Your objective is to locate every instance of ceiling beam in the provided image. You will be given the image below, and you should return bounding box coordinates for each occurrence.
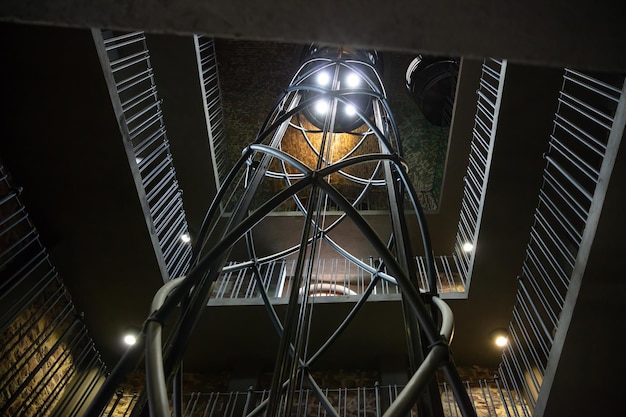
[1,1,625,71]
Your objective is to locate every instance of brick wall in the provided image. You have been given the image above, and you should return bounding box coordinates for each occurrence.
[214,40,449,211]
[0,289,75,416]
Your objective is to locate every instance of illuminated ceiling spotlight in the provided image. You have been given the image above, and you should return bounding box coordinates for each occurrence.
[462,242,474,252]
[316,71,331,86]
[345,71,361,88]
[491,328,509,348]
[314,99,330,115]
[123,327,139,346]
[344,104,357,116]
[124,334,137,346]
[180,232,191,243]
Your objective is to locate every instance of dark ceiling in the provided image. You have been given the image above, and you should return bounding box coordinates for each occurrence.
[2,0,625,71]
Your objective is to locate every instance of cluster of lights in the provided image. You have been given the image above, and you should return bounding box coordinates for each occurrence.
[314,70,361,117]
[307,69,366,126]
[314,70,361,89]
[298,45,381,133]
[313,100,358,118]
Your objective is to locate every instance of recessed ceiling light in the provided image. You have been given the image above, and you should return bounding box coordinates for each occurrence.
[491,328,509,348]
[180,232,191,243]
[123,334,137,346]
[495,335,509,347]
[122,326,139,346]
[462,242,474,252]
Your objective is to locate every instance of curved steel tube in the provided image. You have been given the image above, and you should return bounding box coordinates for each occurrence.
[145,277,184,417]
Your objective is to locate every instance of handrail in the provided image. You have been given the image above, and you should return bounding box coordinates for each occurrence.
[498,69,625,415]
[92,29,193,283]
[0,164,108,417]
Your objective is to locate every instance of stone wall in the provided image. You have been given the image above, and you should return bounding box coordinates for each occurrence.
[214,40,449,212]
[215,38,302,172]
[101,369,232,417]
[0,165,105,417]
[0,287,75,416]
[0,170,75,416]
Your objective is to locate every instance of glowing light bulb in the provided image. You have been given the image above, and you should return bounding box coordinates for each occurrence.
[346,72,360,88]
[462,242,474,252]
[495,336,508,347]
[316,72,330,86]
[491,328,509,348]
[180,232,191,243]
[315,100,329,114]
[123,334,137,346]
[345,104,356,116]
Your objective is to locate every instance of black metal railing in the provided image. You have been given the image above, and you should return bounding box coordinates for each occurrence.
[498,69,625,415]
[92,29,193,282]
[0,163,107,417]
[194,35,228,189]
[98,379,530,417]
[206,254,467,303]
[167,380,525,417]
[453,58,507,293]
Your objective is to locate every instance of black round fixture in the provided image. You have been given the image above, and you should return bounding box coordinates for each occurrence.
[406,55,459,127]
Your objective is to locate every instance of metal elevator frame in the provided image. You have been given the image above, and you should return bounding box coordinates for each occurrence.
[87,44,477,417]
